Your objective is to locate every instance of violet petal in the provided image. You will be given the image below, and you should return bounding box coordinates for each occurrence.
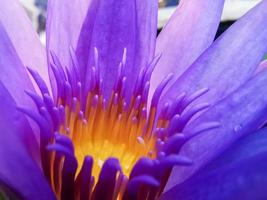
[46,0,92,98]
[166,67,267,190]
[0,0,49,88]
[150,0,224,96]
[0,23,36,109]
[46,0,91,67]
[0,83,55,199]
[78,0,158,99]
[163,0,267,108]
[161,128,267,200]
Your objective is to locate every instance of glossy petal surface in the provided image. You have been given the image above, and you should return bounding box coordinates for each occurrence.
[0,21,35,109]
[161,128,267,200]
[150,0,224,95]
[166,68,267,190]
[0,83,55,200]
[80,0,158,99]
[0,0,48,87]
[46,0,91,67]
[46,0,92,97]
[164,0,267,108]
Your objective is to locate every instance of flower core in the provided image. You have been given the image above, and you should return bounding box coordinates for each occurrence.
[63,90,158,178]
[23,48,218,200]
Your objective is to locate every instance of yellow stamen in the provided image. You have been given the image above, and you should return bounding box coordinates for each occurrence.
[60,90,158,180]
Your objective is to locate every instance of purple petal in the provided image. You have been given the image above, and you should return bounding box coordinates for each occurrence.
[0,23,41,142]
[0,83,39,162]
[163,1,267,108]
[0,0,49,87]
[200,127,267,170]
[46,0,91,67]
[77,0,158,99]
[150,0,225,95]
[0,83,55,199]
[165,67,267,190]
[46,0,92,98]
[161,128,267,200]
[0,21,36,109]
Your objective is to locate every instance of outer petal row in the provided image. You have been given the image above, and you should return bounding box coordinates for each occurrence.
[0,83,55,199]
[46,0,91,68]
[0,21,36,110]
[0,0,49,107]
[0,0,48,87]
[150,0,225,95]
[163,0,267,109]
[161,128,267,200]
[166,67,267,190]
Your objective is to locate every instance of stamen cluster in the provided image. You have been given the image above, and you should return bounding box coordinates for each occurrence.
[21,47,218,200]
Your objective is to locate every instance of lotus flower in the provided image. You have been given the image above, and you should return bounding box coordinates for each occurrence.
[0,0,267,199]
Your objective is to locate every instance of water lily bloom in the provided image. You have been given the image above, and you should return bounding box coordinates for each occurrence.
[1,0,267,199]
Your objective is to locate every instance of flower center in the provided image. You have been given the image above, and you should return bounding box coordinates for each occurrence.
[62,91,158,179]
[23,48,219,200]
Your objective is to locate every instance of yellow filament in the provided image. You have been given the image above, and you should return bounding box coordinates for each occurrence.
[58,91,158,182]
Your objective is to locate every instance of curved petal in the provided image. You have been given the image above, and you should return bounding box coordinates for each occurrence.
[200,127,267,171]
[161,128,267,200]
[0,0,49,88]
[163,0,267,108]
[150,0,225,96]
[0,82,39,162]
[46,0,92,98]
[78,0,158,99]
[47,0,158,100]
[0,21,36,109]
[46,0,91,67]
[165,67,267,190]
[0,83,55,200]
